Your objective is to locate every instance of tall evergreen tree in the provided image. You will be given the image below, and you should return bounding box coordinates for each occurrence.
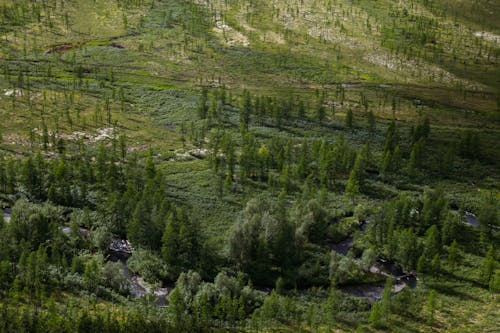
[424,225,441,259]
[478,193,499,243]
[345,109,353,128]
[383,121,398,153]
[481,246,496,286]
[239,90,252,133]
[367,110,375,133]
[197,87,209,119]
[447,240,459,270]
[127,195,152,248]
[21,157,43,200]
[162,207,200,281]
[345,170,360,205]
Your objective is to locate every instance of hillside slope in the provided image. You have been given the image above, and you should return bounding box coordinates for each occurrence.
[0,0,499,332]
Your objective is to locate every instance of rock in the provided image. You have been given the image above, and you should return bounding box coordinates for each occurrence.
[109,238,133,254]
[61,226,90,237]
[110,43,125,49]
[3,89,22,97]
[45,44,74,54]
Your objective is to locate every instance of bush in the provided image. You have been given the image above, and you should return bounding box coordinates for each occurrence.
[103,261,129,294]
[127,248,168,284]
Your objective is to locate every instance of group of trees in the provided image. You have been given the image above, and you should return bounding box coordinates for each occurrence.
[0,136,129,207]
[0,298,172,333]
[208,128,359,194]
[368,189,451,272]
[0,142,214,298]
[228,190,369,288]
[0,79,495,331]
[367,187,498,282]
[200,87,490,207]
[198,87,350,131]
[197,86,499,303]
[229,193,297,285]
[0,0,497,330]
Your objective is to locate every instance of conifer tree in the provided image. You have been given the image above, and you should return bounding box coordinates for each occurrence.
[345,109,353,128]
[478,193,499,242]
[425,290,437,325]
[383,121,398,153]
[317,102,325,123]
[239,90,251,133]
[162,210,180,276]
[197,87,209,119]
[297,99,306,119]
[169,287,187,331]
[21,157,38,199]
[447,240,459,270]
[417,254,427,274]
[162,207,200,280]
[257,144,270,181]
[481,246,496,286]
[424,225,440,258]
[431,254,441,275]
[127,196,152,248]
[367,110,375,133]
[380,278,392,321]
[345,170,360,205]
[144,153,156,180]
[95,145,108,186]
[368,300,382,328]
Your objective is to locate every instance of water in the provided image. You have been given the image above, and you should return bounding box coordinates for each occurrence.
[108,247,169,306]
[328,220,369,255]
[61,226,90,237]
[465,211,480,227]
[2,208,11,223]
[450,207,480,228]
[329,237,353,255]
[342,260,417,302]
[343,282,385,301]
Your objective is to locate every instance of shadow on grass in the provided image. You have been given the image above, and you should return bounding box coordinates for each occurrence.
[335,314,365,330]
[388,317,422,333]
[424,278,483,302]
[440,270,486,290]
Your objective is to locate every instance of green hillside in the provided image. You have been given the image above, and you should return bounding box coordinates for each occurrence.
[0,0,498,332]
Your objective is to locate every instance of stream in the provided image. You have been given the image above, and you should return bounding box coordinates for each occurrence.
[328,220,418,301]
[108,240,169,306]
[450,206,480,228]
[328,237,353,256]
[2,208,11,223]
[59,225,170,306]
[342,260,417,302]
[464,211,480,227]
